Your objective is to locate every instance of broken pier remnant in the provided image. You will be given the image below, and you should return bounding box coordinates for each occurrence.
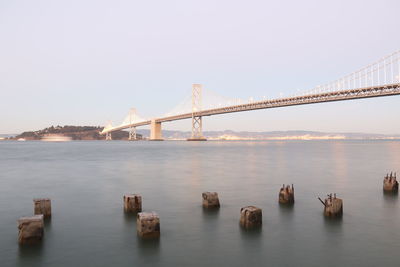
[33,198,51,218]
[318,193,343,217]
[17,215,44,244]
[202,192,220,208]
[137,212,160,238]
[383,172,398,193]
[124,194,142,213]
[240,206,262,228]
[279,184,294,205]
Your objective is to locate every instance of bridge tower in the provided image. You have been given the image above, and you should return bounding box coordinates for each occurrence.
[104,121,113,141]
[129,128,136,140]
[188,84,207,141]
[128,108,137,141]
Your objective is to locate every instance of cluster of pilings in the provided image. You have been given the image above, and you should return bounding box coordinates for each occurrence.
[123,194,161,238]
[17,199,51,244]
[17,172,398,243]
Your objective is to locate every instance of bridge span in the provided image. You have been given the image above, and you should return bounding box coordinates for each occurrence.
[101,51,400,141]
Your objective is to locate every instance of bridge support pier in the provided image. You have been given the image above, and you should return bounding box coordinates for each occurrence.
[150,119,163,141]
[106,132,112,141]
[187,84,207,141]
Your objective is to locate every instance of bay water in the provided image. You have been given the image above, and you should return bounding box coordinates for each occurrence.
[1,140,399,266]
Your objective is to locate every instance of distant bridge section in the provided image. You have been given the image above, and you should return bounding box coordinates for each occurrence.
[101,51,400,141]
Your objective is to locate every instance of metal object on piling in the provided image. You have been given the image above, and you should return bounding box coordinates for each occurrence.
[383,172,398,193]
[17,215,44,244]
[124,194,142,213]
[202,192,220,208]
[240,206,262,228]
[318,193,343,217]
[33,198,51,218]
[137,212,160,238]
[279,184,294,204]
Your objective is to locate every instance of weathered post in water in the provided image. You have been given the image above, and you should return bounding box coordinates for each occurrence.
[383,172,398,193]
[124,194,142,213]
[318,193,343,217]
[240,206,262,228]
[279,184,295,205]
[17,215,44,244]
[202,192,220,208]
[33,198,51,218]
[137,212,160,238]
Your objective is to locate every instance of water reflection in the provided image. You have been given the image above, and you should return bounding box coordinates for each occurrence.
[331,142,348,184]
[385,141,400,169]
[239,225,263,246]
[383,191,399,205]
[278,203,295,222]
[323,214,343,232]
[123,211,137,225]
[17,241,44,265]
[239,223,262,235]
[201,207,220,237]
[201,207,220,220]
[44,218,52,229]
[136,236,160,256]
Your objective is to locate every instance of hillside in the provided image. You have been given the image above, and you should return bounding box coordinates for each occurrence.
[13,126,139,140]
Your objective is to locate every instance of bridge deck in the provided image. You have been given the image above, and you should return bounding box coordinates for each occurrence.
[102,83,400,134]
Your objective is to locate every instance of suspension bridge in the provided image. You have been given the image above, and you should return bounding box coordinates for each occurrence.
[101,51,400,141]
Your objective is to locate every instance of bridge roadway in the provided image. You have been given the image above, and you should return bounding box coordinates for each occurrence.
[102,83,400,134]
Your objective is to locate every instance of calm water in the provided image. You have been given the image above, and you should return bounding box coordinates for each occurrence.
[1,140,400,267]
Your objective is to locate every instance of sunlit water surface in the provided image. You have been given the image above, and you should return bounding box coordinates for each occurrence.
[1,140,400,267]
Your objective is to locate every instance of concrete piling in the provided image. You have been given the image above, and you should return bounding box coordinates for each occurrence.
[33,198,51,218]
[137,212,160,238]
[124,194,142,213]
[240,206,262,228]
[383,172,398,193]
[279,184,295,205]
[202,192,220,208]
[17,215,44,244]
[318,193,343,217]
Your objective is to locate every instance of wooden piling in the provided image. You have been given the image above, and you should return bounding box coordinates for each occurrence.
[319,193,343,217]
[383,172,398,193]
[17,215,44,244]
[124,194,142,213]
[240,206,262,228]
[202,192,220,208]
[279,184,294,204]
[33,198,51,218]
[137,212,160,238]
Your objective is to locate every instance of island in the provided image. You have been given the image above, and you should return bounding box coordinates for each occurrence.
[11,126,142,141]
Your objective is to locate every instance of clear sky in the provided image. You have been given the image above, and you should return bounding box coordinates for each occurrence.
[1,0,399,134]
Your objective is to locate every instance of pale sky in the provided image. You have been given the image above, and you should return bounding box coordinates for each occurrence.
[1,0,399,134]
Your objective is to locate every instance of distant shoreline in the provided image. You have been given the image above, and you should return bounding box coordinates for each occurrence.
[1,126,399,141]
